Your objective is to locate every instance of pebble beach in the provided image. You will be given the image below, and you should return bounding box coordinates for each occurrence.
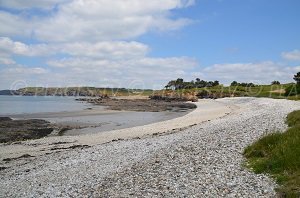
[1,97,300,197]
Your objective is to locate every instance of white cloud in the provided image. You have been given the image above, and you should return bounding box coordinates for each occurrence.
[1,36,298,89]
[0,55,197,90]
[0,0,198,89]
[0,57,15,65]
[0,37,150,60]
[5,66,48,75]
[0,37,55,56]
[0,11,32,38]
[60,41,149,59]
[0,0,69,10]
[0,0,195,42]
[282,50,300,61]
[46,56,198,85]
[201,61,299,85]
[0,36,198,89]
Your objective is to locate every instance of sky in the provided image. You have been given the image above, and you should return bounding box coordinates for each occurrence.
[0,0,300,90]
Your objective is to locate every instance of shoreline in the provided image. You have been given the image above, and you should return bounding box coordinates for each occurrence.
[7,103,192,137]
[0,99,233,160]
[0,96,197,141]
[7,105,113,119]
[1,98,299,197]
[75,99,235,145]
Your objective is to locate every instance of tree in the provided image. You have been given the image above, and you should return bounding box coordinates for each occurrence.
[206,81,213,87]
[212,80,220,86]
[165,80,176,90]
[164,78,220,90]
[294,72,300,85]
[175,78,184,89]
[231,81,238,86]
[247,83,255,87]
[271,81,280,85]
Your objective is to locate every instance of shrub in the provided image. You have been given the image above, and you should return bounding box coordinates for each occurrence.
[286,110,300,127]
[285,84,300,96]
[244,110,300,197]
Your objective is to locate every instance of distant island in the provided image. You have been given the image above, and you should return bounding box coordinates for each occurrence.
[0,87,153,97]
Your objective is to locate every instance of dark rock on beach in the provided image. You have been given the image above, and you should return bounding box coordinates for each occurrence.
[0,118,54,143]
[78,98,197,112]
[0,117,12,122]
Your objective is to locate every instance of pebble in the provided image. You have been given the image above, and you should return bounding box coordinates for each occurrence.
[0,97,299,197]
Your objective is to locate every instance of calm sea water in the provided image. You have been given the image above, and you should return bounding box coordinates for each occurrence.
[0,96,91,115]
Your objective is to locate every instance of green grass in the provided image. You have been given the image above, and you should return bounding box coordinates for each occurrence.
[160,83,299,100]
[198,84,299,100]
[244,110,300,197]
[287,111,300,127]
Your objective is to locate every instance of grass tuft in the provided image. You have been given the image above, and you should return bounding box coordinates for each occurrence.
[286,111,300,127]
[244,110,300,197]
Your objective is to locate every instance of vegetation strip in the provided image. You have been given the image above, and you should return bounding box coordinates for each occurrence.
[244,110,300,197]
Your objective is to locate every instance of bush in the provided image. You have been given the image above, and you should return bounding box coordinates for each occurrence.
[285,84,300,96]
[196,90,210,99]
[286,110,300,127]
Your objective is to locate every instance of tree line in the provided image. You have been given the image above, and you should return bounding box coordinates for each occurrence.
[165,78,220,90]
[165,72,300,91]
[164,78,260,90]
[230,81,256,87]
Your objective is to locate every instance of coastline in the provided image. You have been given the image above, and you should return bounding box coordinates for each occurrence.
[2,98,299,197]
[0,99,232,160]
[76,99,235,145]
[8,103,192,136]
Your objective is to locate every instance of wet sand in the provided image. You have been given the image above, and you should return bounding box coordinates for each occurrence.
[9,105,191,136]
[0,99,235,160]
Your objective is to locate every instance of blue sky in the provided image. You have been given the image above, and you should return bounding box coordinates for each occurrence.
[140,0,300,64]
[0,0,299,89]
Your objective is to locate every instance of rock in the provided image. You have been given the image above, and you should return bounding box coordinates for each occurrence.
[80,98,197,112]
[0,117,12,122]
[0,119,53,143]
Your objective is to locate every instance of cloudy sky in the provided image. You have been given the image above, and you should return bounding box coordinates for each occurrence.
[0,0,299,90]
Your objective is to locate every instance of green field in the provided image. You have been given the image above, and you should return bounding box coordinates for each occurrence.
[244,110,300,197]
[156,83,299,101]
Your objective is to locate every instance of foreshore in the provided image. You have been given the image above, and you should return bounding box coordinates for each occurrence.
[0,99,229,159]
[2,97,196,140]
[1,98,300,197]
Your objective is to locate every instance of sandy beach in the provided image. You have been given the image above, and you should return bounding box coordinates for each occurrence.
[9,104,190,136]
[0,99,230,160]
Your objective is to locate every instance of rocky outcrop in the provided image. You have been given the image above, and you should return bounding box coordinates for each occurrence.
[149,93,198,102]
[77,98,197,112]
[0,117,12,122]
[0,118,54,143]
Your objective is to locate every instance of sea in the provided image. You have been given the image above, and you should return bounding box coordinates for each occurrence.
[0,95,91,115]
[0,95,190,136]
